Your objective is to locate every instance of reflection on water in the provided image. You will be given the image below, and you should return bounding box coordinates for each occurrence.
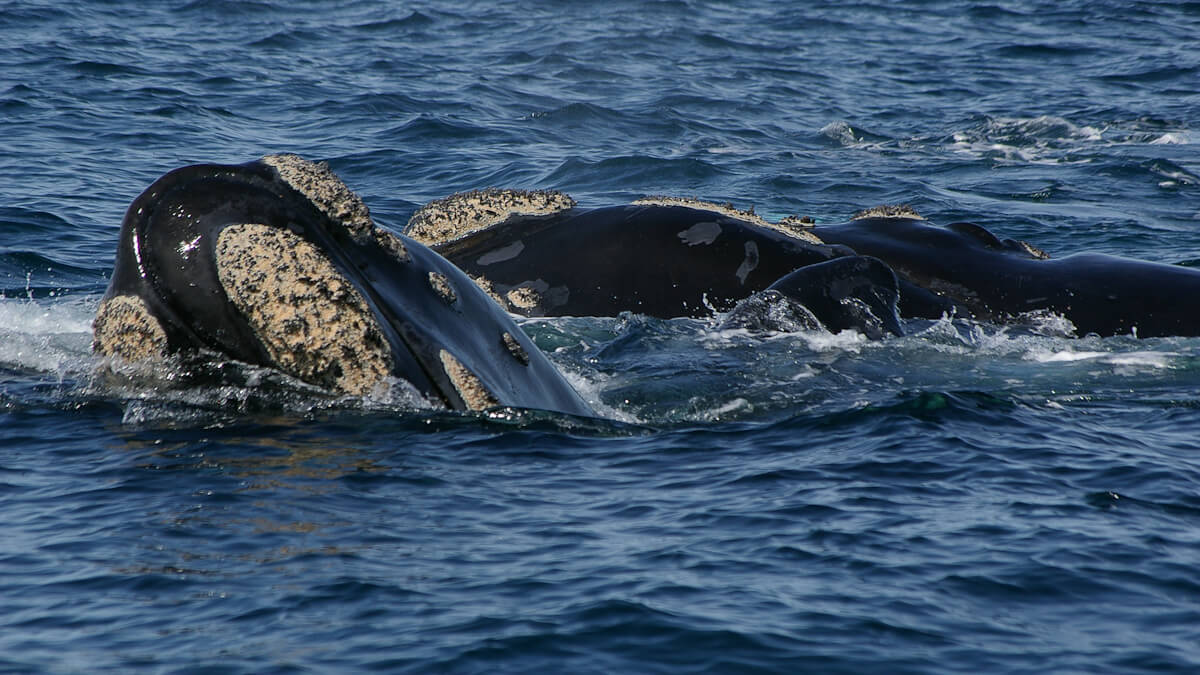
[110,426,393,570]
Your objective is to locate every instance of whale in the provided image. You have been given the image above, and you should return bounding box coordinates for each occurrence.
[94,156,1200,419]
[92,155,593,416]
[402,191,920,336]
[808,215,1200,337]
[406,191,1200,338]
[404,192,848,318]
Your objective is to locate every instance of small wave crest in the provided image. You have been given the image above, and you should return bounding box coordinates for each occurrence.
[1024,348,1177,370]
[1147,132,1194,145]
[819,120,891,148]
[110,367,441,428]
[949,115,1103,164]
[1147,159,1200,188]
[904,315,1190,379]
[0,295,95,375]
[947,115,1195,165]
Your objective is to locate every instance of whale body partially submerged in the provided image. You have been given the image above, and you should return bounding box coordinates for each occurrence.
[405,189,1200,339]
[95,155,1200,415]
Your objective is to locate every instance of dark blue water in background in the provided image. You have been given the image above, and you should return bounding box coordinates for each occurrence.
[2,1,1200,672]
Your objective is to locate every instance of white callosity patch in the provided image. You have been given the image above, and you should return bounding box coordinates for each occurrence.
[91,294,169,361]
[438,349,498,411]
[215,223,393,396]
[501,331,530,365]
[427,271,458,305]
[373,227,411,263]
[262,153,376,243]
[1013,240,1050,260]
[851,204,926,220]
[636,195,769,224]
[406,188,577,247]
[469,274,512,311]
[778,214,816,229]
[634,195,824,244]
[499,279,569,316]
[506,286,542,312]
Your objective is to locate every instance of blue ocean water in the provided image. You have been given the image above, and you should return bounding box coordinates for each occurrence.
[2,0,1200,672]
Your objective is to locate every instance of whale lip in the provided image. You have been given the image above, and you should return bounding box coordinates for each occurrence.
[95,156,594,416]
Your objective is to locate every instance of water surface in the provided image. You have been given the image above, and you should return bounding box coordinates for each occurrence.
[2,1,1199,672]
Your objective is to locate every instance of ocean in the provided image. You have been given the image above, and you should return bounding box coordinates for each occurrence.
[2,1,1199,672]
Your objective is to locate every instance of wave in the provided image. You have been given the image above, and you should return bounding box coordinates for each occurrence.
[815,114,1194,176]
[0,295,94,376]
[946,115,1195,165]
[819,120,893,148]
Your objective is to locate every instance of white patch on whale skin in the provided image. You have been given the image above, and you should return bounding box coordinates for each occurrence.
[678,221,722,246]
[476,239,525,266]
[735,240,759,285]
[427,271,458,305]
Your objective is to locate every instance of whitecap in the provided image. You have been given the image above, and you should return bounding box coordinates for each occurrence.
[1148,132,1191,145]
[947,115,1106,165]
[553,363,643,425]
[820,120,860,146]
[0,295,96,374]
[1025,347,1177,370]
